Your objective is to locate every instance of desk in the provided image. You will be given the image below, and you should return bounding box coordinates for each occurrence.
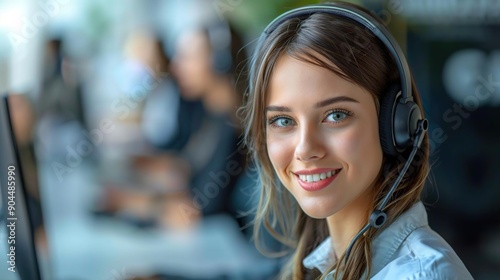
[0,162,278,280]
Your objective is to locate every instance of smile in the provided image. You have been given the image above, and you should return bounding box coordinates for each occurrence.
[295,169,342,192]
[298,169,341,183]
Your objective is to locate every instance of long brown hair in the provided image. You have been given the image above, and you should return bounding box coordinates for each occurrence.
[241,3,430,280]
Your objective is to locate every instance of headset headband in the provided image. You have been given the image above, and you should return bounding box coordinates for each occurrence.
[262,3,413,103]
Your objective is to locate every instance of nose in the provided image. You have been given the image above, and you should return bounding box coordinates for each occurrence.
[294,124,327,162]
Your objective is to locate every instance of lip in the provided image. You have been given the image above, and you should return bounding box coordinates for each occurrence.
[294,168,341,192]
[294,168,338,175]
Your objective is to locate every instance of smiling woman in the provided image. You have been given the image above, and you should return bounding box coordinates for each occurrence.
[265,55,383,221]
[241,1,473,280]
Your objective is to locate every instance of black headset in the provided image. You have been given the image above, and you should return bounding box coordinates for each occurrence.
[257,2,425,157]
[252,2,429,261]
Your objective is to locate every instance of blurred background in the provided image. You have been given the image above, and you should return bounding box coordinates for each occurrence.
[0,0,499,279]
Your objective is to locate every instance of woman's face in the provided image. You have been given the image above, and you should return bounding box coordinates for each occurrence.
[266,54,383,219]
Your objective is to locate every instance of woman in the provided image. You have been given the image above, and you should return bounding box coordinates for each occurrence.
[241,2,473,280]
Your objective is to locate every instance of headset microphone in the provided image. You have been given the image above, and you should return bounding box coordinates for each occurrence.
[344,119,428,262]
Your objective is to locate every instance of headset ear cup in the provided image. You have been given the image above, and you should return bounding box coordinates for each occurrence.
[379,84,400,157]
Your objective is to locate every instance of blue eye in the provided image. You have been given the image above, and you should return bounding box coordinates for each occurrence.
[325,110,351,123]
[268,116,295,128]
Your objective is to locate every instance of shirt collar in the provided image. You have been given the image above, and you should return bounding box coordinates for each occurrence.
[302,236,336,273]
[370,201,428,275]
[303,201,428,275]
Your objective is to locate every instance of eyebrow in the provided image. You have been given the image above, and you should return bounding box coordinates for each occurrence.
[315,96,359,108]
[265,95,359,113]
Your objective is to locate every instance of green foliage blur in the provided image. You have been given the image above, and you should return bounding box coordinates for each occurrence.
[221,0,362,36]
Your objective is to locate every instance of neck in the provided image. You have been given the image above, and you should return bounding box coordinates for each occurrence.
[203,76,237,115]
[326,188,374,260]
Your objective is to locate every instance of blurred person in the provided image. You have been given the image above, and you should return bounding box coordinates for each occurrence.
[159,19,248,222]
[35,38,87,163]
[93,31,194,228]
[242,2,473,280]
[104,29,199,153]
[140,35,206,152]
[37,38,86,127]
[97,21,248,230]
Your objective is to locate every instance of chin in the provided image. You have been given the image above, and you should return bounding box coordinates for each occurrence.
[299,200,338,219]
[303,211,330,219]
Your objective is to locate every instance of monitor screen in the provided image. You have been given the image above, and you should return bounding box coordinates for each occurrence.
[0,93,43,280]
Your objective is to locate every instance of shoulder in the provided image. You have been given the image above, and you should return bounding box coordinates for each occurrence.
[372,225,474,280]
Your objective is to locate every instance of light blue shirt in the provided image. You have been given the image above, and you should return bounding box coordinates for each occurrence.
[303,202,474,279]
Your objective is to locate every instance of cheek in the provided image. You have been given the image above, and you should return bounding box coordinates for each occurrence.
[266,134,293,174]
[334,121,383,175]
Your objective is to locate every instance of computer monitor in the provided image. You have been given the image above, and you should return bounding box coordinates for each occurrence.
[0,93,42,280]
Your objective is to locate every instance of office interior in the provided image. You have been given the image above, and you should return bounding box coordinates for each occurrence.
[0,0,499,279]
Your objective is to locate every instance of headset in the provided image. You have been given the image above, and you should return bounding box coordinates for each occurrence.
[251,2,429,262]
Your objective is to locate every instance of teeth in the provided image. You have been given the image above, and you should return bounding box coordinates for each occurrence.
[312,174,320,182]
[298,170,339,183]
